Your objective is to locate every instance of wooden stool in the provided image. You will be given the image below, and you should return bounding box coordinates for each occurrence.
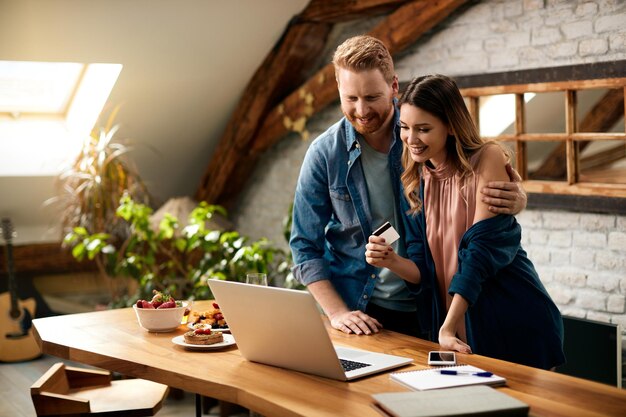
[30,362,169,417]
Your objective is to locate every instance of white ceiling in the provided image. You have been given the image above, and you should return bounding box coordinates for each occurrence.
[0,0,310,243]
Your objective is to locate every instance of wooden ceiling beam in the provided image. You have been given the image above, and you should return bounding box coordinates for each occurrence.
[300,0,408,22]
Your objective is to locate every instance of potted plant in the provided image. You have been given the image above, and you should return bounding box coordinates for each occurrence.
[63,195,290,306]
[44,108,151,305]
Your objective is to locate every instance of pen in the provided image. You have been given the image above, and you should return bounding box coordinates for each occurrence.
[439,370,494,377]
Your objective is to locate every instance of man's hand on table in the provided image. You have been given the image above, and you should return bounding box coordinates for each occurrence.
[329,310,382,335]
[307,279,382,335]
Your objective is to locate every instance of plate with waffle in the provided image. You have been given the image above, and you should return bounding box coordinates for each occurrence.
[172,331,235,351]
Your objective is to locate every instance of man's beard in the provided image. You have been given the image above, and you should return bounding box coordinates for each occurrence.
[343,100,393,136]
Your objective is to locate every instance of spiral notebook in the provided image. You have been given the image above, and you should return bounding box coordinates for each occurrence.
[390,365,506,391]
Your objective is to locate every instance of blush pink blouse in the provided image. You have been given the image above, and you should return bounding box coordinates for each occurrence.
[421,152,482,340]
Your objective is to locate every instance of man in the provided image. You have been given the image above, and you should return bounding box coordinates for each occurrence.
[289,35,526,337]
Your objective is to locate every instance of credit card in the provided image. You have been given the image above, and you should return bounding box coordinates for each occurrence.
[372,221,400,245]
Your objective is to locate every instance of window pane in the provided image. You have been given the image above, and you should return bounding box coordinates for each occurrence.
[527,140,567,181]
[579,140,626,184]
[525,92,565,134]
[0,61,83,114]
[479,94,516,136]
[577,88,624,133]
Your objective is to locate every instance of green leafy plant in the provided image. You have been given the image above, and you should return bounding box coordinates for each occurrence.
[64,195,290,306]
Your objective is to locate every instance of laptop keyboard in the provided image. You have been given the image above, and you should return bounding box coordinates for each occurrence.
[340,358,371,372]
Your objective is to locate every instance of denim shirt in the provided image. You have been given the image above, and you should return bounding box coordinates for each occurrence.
[290,105,406,312]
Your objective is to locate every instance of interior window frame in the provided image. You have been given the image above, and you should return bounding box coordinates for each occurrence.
[452,61,626,214]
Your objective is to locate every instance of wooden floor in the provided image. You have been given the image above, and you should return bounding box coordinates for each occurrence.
[0,354,249,417]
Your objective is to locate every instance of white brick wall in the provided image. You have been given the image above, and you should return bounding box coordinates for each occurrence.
[562,20,594,39]
[518,209,625,324]
[395,0,626,79]
[232,0,626,376]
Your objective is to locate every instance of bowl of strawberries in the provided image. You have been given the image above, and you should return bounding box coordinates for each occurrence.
[133,290,189,332]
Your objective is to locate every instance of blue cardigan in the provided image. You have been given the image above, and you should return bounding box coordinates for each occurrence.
[402,189,565,370]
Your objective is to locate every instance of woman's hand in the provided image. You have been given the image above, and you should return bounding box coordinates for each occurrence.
[365,235,394,268]
[365,235,422,284]
[439,294,472,354]
[438,325,472,354]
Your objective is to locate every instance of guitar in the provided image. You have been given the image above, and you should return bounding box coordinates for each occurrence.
[0,218,41,362]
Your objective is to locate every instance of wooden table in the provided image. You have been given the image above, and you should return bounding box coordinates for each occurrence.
[33,301,626,417]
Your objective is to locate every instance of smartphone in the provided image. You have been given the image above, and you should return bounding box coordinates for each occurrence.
[428,351,457,366]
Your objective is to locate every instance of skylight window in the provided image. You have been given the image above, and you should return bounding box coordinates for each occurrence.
[0,61,122,176]
[0,61,83,115]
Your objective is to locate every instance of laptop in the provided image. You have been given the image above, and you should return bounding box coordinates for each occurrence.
[208,279,413,381]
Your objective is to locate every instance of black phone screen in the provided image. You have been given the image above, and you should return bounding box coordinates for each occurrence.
[429,351,455,362]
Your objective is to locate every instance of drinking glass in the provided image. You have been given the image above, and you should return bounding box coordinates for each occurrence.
[246,273,268,286]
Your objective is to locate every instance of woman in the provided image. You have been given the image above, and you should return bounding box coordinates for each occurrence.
[366,74,564,369]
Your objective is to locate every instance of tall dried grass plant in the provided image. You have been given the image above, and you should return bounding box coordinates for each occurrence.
[49,107,151,241]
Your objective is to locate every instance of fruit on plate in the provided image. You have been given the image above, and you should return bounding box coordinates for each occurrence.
[189,302,228,329]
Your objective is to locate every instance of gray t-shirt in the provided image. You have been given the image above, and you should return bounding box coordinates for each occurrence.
[359,138,416,312]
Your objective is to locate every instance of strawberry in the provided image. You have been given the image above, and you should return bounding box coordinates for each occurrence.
[150,290,172,308]
[213,312,224,321]
[157,300,176,309]
[142,300,155,309]
[136,299,145,308]
[212,302,220,309]
[194,328,212,335]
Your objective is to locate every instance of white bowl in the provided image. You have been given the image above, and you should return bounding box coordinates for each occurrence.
[133,301,189,332]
